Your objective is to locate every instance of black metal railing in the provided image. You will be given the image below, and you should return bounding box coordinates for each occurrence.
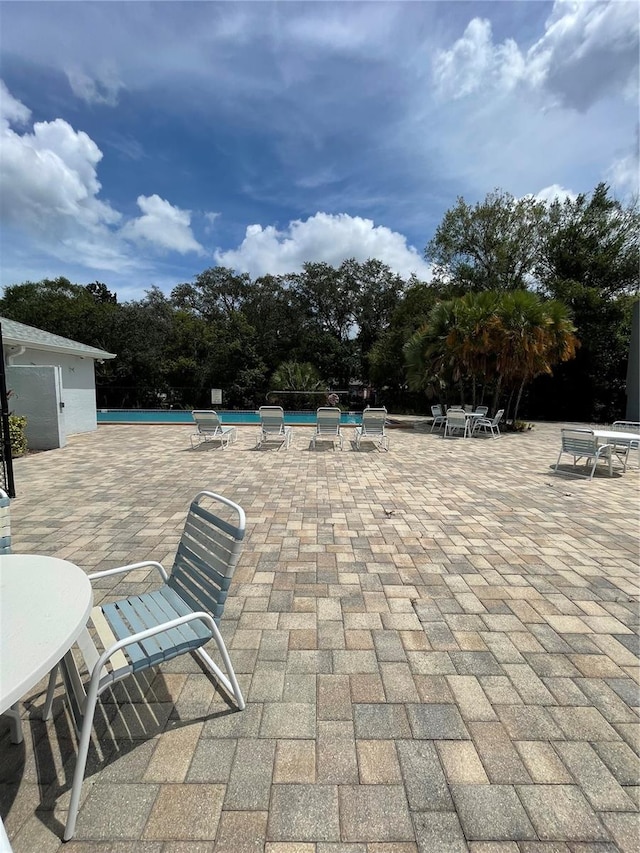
[0,324,16,497]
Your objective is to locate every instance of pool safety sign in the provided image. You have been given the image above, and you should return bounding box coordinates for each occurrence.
[211,388,222,405]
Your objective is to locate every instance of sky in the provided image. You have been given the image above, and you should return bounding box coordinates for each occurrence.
[0,0,638,301]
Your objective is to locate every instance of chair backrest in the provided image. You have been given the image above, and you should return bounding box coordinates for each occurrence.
[259,406,286,435]
[476,406,489,416]
[431,404,443,417]
[561,428,597,455]
[0,489,10,554]
[192,410,223,434]
[168,491,245,624]
[446,410,467,427]
[361,407,387,435]
[612,421,640,434]
[492,409,504,424]
[316,407,341,433]
[464,405,473,413]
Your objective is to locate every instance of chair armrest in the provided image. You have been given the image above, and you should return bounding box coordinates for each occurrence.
[87,560,169,583]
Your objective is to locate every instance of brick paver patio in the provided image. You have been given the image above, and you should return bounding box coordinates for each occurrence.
[1,419,638,852]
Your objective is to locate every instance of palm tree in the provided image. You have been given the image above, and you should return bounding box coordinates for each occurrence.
[404,290,579,421]
[490,291,579,422]
[270,361,326,410]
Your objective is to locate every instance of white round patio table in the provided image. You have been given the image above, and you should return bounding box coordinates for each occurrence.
[0,554,93,744]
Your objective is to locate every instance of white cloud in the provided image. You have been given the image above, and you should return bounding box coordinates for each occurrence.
[606,149,639,198]
[533,184,578,205]
[214,212,433,280]
[65,66,124,107]
[434,1,639,111]
[434,18,524,100]
[121,195,204,255]
[0,80,31,126]
[0,99,121,240]
[0,81,204,275]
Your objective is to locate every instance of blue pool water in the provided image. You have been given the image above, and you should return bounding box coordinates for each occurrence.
[97,409,362,425]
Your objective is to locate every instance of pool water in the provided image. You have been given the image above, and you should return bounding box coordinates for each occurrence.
[97,409,362,425]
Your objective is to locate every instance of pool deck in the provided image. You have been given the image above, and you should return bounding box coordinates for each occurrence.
[1,420,639,852]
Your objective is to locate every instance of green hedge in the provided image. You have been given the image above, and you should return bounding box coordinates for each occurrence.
[8,415,27,456]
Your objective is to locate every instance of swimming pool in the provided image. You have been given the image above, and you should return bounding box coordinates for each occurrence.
[97,409,363,425]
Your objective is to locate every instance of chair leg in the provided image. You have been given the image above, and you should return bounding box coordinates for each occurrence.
[194,623,245,710]
[64,670,102,841]
[554,450,563,472]
[43,664,59,721]
[5,702,23,744]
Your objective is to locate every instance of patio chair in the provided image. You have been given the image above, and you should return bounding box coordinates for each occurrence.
[554,428,615,479]
[475,406,489,417]
[190,410,237,449]
[607,421,639,470]
[444,408,470,438]
[430,404,446,433]
[47,491,246,841]
[311,407,344,451]
[257,406,292,450]
[354,407,389,451]
[472,408,504,438]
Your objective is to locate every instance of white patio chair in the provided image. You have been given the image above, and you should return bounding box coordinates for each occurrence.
[354,407,389,451]
[444,409,470,438]
[430,404,446,433]
[190,410,237,449]
[475,406,489,417]
[257,406,292,450]
[611,421,639,469]
[311,407,344,451]
[47,491,246,841]
[554,429,615,479]
[472,408,504,438]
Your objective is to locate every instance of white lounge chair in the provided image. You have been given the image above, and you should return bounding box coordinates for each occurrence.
[191,410,237,449]
[354,407,389,451]
[554,428,615,479]
[48,491,246,840]
[472,408,504,438]
[311,407,344,451]
[257,406,292,450]
[430,404,446,433]
[444,409,470,438]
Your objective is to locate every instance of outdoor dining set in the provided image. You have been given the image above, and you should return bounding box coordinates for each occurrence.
[430,404,504,439]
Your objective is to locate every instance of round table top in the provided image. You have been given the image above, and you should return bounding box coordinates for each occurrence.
[0,554,93,713]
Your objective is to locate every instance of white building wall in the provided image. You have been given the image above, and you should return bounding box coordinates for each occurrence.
[7,348,98,434]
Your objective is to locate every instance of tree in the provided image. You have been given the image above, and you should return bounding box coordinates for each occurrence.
[404,291,579,421]
[426,190,546,293]
[369,279,437,410]
[532,184,639,420]
[490,291,579,422]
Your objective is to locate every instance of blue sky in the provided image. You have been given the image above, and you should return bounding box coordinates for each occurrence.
[0,1,638,300]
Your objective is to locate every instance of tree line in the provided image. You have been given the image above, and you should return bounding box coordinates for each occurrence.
[0,183,637,422]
